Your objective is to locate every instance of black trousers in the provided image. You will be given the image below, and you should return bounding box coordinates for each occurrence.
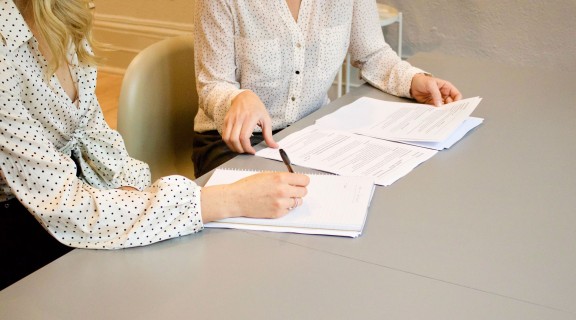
[0,198,72,291]
[192,130,280,178]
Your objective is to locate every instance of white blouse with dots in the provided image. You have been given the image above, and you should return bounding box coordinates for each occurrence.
[194,0,425,134]
[0,1,203,249]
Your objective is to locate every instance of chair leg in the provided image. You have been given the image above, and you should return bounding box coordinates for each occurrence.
[398,12,403,59]
[337,63,343,98]
[345,54,351,94]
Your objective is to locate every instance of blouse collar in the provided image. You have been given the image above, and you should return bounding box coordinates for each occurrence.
[0,0,34,52]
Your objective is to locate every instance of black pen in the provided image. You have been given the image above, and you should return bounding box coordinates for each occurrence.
[279,149,294,173]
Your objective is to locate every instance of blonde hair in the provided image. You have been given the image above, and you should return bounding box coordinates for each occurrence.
[30,0,97,75]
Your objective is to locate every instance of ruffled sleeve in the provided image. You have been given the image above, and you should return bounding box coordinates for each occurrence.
[0,61,203,249]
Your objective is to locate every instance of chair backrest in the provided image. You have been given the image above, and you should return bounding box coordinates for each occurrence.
[117,35,197,181]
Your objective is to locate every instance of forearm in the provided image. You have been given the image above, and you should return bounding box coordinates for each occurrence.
[197,82,246,133]
[360,52,425,98]
[25,177,203,249]
[349,0,425,98]
[81,97,151,190]
[1,112,203,249]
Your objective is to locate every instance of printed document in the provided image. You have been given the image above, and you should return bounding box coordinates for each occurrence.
[256,125,437,186]
[315,96,483,149]
[257,96,481,186]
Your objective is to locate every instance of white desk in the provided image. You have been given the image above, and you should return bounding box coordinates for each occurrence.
[1,53,575,319]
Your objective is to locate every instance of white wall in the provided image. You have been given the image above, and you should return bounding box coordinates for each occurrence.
[93,0,576,74]
[380,0,576,72]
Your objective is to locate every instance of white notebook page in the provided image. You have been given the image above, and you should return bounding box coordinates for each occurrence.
[204,169,375,237]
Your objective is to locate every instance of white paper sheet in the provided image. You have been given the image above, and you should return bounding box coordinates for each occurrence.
[315,96,483,144]
[256,125,437,186]
[396,117,484,150]
[204,169,375,237]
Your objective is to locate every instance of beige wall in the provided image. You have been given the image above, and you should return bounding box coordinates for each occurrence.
[93,0,576,75]
[92,0,195,73]
[94,0,194,23]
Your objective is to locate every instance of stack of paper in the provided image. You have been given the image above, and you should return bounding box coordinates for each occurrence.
[315,96,483,150]
[256,125,437,186]
[256,97,483,186]
[204,169,375,237]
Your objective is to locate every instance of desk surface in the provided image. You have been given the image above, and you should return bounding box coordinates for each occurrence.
[1,53,575,319]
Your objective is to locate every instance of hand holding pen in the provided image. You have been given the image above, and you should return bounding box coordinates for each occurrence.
[279,149,304,210]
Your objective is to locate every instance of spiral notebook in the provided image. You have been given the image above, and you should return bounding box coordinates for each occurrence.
[204,169,375,237]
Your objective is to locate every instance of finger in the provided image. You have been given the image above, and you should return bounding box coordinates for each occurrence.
[260,116,279,149]
[452,89,463,101]
[286,184,308,199]
[228,121,245,153]
[239,121,256,154]
[222,117,233,146]
[439,81,462,102]
[429,79,444,107]
[290,197,298,209]
[222,113,244,153]
[277,182,308,204]
[294,197,304,208]
[283,198,295,211]
[222,129,240,153]
[285,196,305,211]
[277,172,310,187]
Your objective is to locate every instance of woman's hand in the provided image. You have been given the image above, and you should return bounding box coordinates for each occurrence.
[410,73,462,107]
[201,172,310,223]
[222,90,279,154]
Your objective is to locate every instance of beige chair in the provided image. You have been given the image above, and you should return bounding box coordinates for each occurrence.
[117,35,197,181]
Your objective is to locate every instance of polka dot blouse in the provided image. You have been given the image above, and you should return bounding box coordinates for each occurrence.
[0,1,203,249]
[193,0,425,134]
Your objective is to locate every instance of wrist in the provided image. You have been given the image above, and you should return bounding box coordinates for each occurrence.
[200,185,241,223]
[410,73,431,98]
[231,89,252,105]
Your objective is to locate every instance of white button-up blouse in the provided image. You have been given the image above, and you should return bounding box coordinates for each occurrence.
[194,0,425,134]
[0,1,203,249]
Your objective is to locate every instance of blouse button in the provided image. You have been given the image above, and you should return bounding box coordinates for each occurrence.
[295,71,300,75]
[296,43,301,48]
[291,97,296,101]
